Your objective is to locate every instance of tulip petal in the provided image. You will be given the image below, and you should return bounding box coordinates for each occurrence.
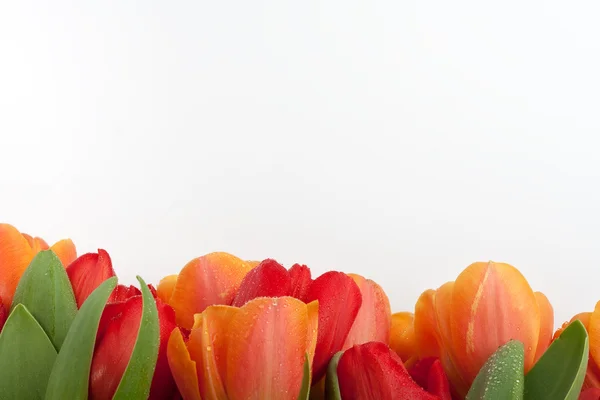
[289,264,312,302]
[307,300,319,366]
[0,300,6,333]
[306,271,362,382]
[0,224,35,309]
[433,282,470,398]
[167,329,201,400]
[90,296,142,399]
[451,262,540,384]
[414,290,442,359]
[149,300,178,400]
[408,358,451,400]
[188,305,239,400]
[337,342,438,400]
[157,275,178,304]
[342,274,391,350]
[390,312,415,362]
[23,234,50,253]
[227,297,309,400]
[581,388,600,400]
[232,259,292,307]
[110,285,142,303]
[50,239,77,268]
[534,291,554,363]
[587,302,600,372]
[169,252,253,329]
[66,249,116,308]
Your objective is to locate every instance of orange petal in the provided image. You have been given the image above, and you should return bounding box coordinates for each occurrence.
[450,261,540,385]
[342,274,392,350]
[167,328,201,400]
[414,289,442,359]
[227,297,309,400]
[157,274,178,304]
[0,224,35,309]
[306,300,319,366]
[588,302,600,370]
[22,233,50,253]
[188,305,239,400]
[389,312,416,362]
[50,239,77,268]
[169,252,254,329]
[534,291,554,363]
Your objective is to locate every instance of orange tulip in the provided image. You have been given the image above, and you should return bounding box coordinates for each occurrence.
[414,261,553,397]
[0,223,76,309]
[165,252,256,329]
[390,311,416,362]
[167,296,319,400]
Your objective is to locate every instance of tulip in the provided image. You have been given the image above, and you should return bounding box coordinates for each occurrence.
[336,341,451,400]
[0,223,76,308]
[389,312,417,363]
[413,261,553,397]
[164,252,256,329]
[230,259,364,382]
[167,296,318,400]
[90,285,178,400]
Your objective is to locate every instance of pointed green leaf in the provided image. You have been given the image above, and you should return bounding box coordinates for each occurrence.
[466,340,525,400]
[11,250,77,351]
[524,320,588,400]
[112,276,160,400]
[45,277,118,400]
[324,351,343,400]
[0,304,57,400]
[297,353,311,400]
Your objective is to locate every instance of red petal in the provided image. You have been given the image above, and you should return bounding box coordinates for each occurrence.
[67,249,116,308]
[580,388,600,400]
[149,299,178,400]
[289,264,312,302]
[337,342,438,400]
[426,359,451,400]
[305,271,362,382]
[90,296,142,399]
[231,259,291,307]
[409,358,452,399]
[0,300,6,332]
[110,285,142,303]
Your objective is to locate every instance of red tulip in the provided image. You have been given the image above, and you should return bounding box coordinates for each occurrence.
[90,288,178,400]
[66,249,116,308]
[336,342,451,400]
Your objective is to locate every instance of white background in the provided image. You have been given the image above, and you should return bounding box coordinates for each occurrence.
[1,1,599,327]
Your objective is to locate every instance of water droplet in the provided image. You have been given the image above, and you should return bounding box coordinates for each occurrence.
[206,345,212,351]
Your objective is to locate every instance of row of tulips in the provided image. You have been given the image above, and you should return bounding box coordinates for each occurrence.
[0,222,599,399]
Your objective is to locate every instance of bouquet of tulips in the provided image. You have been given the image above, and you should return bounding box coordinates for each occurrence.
[0,222,599,400]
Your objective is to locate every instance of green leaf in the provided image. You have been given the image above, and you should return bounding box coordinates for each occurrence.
[524,319,588,400]
[297,353,311,400]
[0,304,57,400]
[466,340,525,400]
[324,351,343,400]
[11,250,77,351]
[112,276,160,400]
[45,277,118,400]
